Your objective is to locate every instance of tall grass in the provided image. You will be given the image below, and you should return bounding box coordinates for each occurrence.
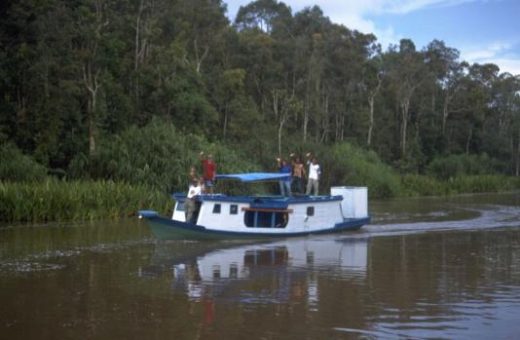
[401,174,520,196]
[0,179,171,223]
[426,153,502,180]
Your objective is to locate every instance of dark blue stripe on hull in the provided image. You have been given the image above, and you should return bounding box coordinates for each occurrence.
[141,214,369,240]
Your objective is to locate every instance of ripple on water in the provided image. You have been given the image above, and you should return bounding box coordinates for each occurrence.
[0,261,67,273]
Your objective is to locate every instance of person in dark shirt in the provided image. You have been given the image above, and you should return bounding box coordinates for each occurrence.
[277,157,292,196]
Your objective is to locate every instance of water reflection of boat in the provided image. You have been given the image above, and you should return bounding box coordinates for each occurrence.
[139,236,369,304]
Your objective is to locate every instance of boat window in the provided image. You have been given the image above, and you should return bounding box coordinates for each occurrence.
[230,204,238,215]
[274,213,288,228]
[306,206,315,216]
[212,265,221,279]
[213,204,221,214]
[176,201,185,211]
[244,211,288,228]
[256,211,272,228]
[229,263,238,279]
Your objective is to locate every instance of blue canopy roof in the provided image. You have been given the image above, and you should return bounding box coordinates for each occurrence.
[216,172,290,183]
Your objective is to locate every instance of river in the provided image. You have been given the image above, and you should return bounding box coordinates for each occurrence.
[1,192,519,339]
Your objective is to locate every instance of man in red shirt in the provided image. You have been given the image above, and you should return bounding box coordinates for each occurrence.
[200,151,217,193]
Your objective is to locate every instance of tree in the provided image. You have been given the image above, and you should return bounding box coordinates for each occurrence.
[385,39,427,160]
[423,40,462,137]
[361,53,383,147]
[234,0,292,34]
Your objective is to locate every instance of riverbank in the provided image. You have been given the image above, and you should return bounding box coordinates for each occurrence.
[1,175,519,224]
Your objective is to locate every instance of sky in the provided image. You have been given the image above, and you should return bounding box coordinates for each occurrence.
[224,0,520,76]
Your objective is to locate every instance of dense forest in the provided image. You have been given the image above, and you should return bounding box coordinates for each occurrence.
[1,0,520,208]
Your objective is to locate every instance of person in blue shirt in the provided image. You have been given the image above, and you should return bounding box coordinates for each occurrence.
[276,157,292,196]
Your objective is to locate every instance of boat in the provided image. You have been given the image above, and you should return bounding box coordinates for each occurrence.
[138,172,370,240]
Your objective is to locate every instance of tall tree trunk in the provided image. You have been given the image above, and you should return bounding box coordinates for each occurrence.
[441,93,452,136]
[465,127,473,154]
[515,127,520,177]
[16,87,27,124]
[303,98,309,142]
[83,65,101,157]
[400,98,410,157]
[321,94,329,143]
[222,104,229,141]
[367,73,382,147]
[135,0,144,71]
[367,96,375,147]
[278,116,287,157]
[272,90,290,156]
[194,39,209,73]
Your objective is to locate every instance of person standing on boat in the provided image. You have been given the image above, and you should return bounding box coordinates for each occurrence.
[200,151,217,194]
[185,178,202,224]
[277,157,292,196]
[290,154,306,195]
[306,154,321,196]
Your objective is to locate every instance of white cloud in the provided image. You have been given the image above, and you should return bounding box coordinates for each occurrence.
[282,0,479,16]
[490,59,520,75]
[461,41,520,75]
[463,42,511,61]
[381,0,477,14]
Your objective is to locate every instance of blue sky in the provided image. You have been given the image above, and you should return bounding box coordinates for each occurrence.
[224,0,520,76]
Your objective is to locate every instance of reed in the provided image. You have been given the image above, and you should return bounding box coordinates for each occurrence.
[448,175,520,193]
[400,175,447,196]
[400,174,520,196]
[0,179,171,223]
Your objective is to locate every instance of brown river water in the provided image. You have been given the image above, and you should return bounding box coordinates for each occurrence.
[1,192,519,339]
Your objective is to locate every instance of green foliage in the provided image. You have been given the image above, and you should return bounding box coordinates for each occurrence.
[426,153,498,180]
[68,117,258,192]
[326,143,402,198]
[0,179,171,223]
[0,143,47,181]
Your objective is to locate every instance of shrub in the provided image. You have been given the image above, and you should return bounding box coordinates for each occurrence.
[67,117,258,192]
[326,143,403,198]
[426,153,497,180]
[0,143,47,182]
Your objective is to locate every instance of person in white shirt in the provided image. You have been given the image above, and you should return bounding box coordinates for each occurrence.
[185,178,202,223]
[306,156,321,196]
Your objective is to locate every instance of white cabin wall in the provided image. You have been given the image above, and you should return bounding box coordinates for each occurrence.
[197,201,249,229]
[194,199,344,234]
[172,202,186,222]
[331,187,368,218]
[286,201,343,231]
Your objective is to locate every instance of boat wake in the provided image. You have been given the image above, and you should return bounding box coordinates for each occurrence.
[363,204,520,237]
